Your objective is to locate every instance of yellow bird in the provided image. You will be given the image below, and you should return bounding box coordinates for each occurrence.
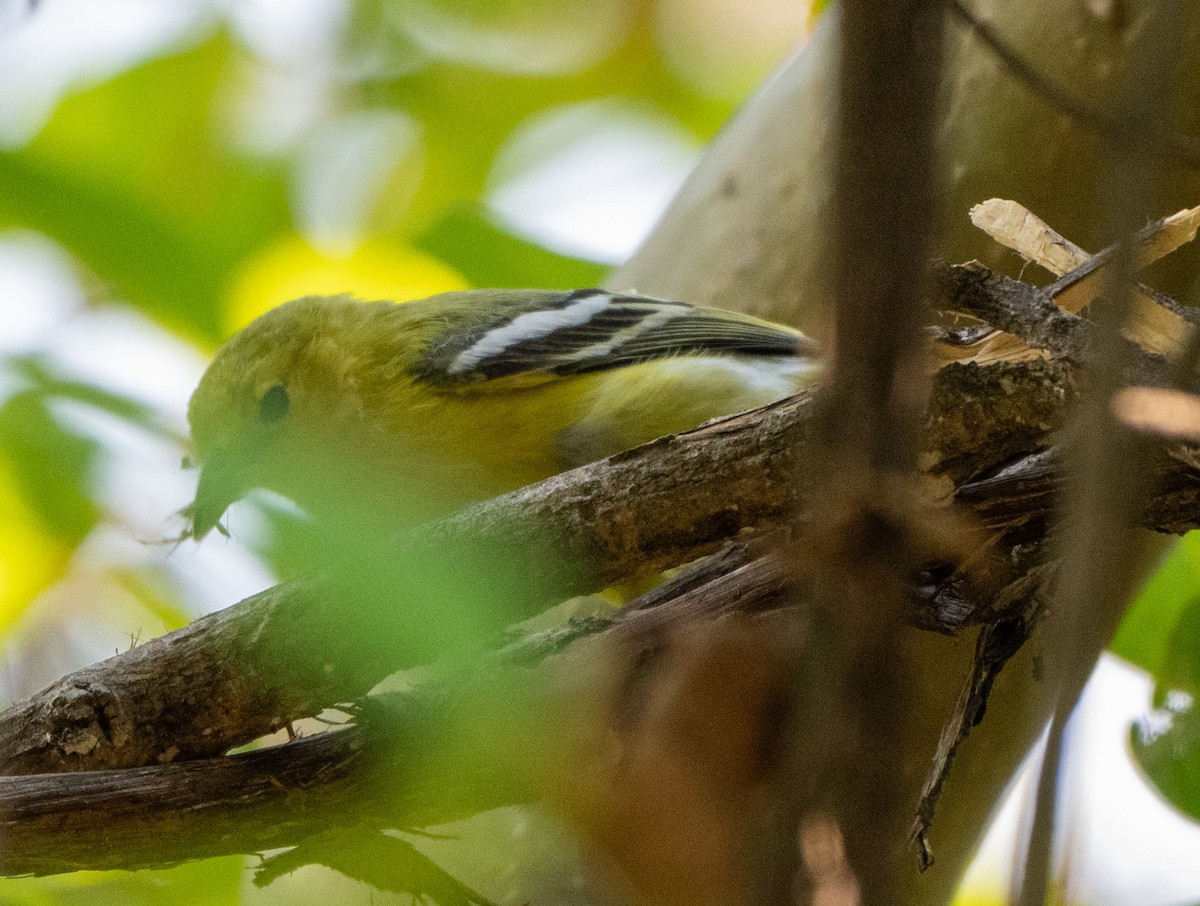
[186,289,821,538]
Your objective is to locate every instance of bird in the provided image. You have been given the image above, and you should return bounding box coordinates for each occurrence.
[186,289,821,539]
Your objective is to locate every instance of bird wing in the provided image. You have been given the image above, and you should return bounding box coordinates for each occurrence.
[415,289,817,389]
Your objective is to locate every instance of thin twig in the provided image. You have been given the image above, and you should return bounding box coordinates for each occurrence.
[1016,3,1197,902]
[1014,712,1067,906]
[911,565,1052,869]
[779,0,945,901]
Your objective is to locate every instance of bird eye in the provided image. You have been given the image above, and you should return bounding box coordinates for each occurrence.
[258,384,290,423]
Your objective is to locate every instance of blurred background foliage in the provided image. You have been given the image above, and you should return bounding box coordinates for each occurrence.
[5,0,1200,904]
[0,0,813,904]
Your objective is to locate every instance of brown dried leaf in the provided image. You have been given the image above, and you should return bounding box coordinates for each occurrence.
[1112,386,1200,442]
[939,200,1199,365]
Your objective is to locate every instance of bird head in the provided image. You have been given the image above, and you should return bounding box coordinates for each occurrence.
[186,295,371,539]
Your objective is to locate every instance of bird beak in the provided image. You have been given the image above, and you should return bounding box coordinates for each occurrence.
[191,453,246,540]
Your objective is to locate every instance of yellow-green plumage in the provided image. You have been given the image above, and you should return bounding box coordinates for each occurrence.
[186,290,820,537]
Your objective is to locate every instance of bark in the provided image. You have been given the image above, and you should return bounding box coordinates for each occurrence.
[4,409,1200,877]
[0,338,1068,776]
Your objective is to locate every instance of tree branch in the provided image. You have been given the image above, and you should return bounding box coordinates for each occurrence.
[0,331,1075,779]
[5,407,1200,877]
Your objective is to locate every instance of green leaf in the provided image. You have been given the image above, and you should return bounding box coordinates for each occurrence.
[1125,543,1200,821]
[10,354,168,438]
[414,205,606,288]
[1111,533,1200,683]
[1131,695,1200,823]
[1158,596,1200,702]
[2,854,244,906]
[0,35,291,343]
[0,388,101,544]
[256,829,499,906]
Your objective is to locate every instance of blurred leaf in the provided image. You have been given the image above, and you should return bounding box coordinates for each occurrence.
[1131,696,1200,823]
[247,453,590,666]
[415,205,605,288]
[0,388,100,543]
[0,3,740,356]
[117,568,197,636]
[1,854,243,906]
[256,829,499,906]
[0,35,292,343]
[383,0,635,77]
[0,458,71,636]
[408,807,623,906]
[1128,552,1200,823]
[224,235,469,332]
[0,354,182,634]
[355,16,730,231]
[655,0,815,100]
[0,151,229,339]
[1158,597,1200,702]
[1112,534,1200,683]
[10,354,168,438]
